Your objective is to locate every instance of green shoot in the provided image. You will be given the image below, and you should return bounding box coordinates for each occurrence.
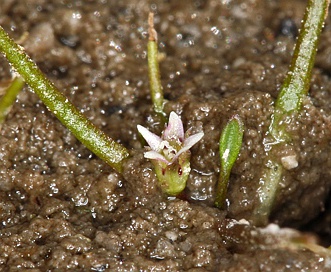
[215,115,244,208]
[148,12,166,118]
[0,76,24,126]
[271,0,330,141]
[0,26,129,173]
[253,0,330,225]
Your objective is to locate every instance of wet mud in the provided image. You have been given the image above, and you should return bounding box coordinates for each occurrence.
[1,0,331,270]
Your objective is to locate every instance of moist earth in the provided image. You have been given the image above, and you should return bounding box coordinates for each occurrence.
[1,0,331,271]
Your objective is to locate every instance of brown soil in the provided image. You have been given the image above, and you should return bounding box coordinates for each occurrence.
[1,0,331,271]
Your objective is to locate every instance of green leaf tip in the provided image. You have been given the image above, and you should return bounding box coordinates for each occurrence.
[215,115,244,209]
[0,76,24,126]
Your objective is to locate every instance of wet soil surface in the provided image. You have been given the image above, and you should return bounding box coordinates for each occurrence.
[1,0,331,271]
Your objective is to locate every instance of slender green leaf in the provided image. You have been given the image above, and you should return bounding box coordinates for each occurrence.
[148,12,165,117]
[253,0,330,225]
[271,0,329,141]
[0,26,129,173]
[215,115,244,208]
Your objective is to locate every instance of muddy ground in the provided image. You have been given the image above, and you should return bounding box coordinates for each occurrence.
[1,0,331,271]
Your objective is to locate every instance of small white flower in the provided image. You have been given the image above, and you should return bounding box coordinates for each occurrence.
[137,111,203,165]
[137,111,204,195]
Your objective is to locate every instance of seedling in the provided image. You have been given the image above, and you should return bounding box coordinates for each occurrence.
[136,13,204,195]
[215,115,244,208]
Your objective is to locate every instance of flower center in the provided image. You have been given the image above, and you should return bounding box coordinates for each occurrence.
[159,140,178,161]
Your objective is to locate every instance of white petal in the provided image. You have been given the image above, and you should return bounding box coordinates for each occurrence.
[184,132,204,149]
[137,125,162,151]
[144,150,170,164]
[163,111,184,141]
[174,132,204,160]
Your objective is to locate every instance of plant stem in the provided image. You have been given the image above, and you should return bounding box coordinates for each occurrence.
[253,0,330,225]
[271,0,330,141]
[148,12,166,117]
[0,26,129,173]
[0,76,24,125]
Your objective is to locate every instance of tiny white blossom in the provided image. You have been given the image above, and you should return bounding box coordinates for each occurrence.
[137,111,204,195]
[137,111,203,165]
